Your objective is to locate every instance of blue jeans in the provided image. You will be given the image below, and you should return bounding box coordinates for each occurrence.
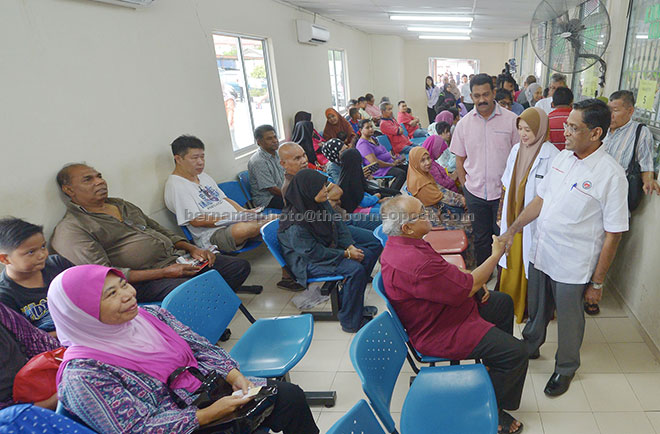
[306,236,381,331]
[412,128,427,138]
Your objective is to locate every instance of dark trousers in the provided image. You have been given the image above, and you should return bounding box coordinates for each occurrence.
[427,106,437,124]
[464,187,501,265]
[386,165,408,191]
[134,254,251,302]
[261,380,319,434]
[266,195,285,210]
[306,237,381,330]
[467,291,529,411]
[346,212,382,232]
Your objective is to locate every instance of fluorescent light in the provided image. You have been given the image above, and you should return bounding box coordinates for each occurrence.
[636,34,649,39]
[407,26,472,34]
[419,35,471,40]
[390,15,473,22]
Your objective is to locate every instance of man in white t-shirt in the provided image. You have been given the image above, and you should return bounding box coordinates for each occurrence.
[499,99,628,397]
[459,74,473,111]
[164,136,274,254]
[535,73,567,114]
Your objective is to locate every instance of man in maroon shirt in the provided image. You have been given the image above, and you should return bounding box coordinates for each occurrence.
[547,87,573,151]
[380,195,528,434]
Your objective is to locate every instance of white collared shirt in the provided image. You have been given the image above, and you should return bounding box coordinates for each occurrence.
[530,147,629,284]
[499,141,560,277]
[535,97,553,114]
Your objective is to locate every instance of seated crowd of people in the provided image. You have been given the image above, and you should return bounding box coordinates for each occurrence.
[1,69,658,434]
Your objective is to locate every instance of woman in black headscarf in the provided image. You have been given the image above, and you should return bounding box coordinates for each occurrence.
[292,111,327,166]
[338,149,400,213]
[277,170,380,333]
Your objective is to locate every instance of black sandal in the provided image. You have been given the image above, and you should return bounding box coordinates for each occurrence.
[498,410,523,434]
[584,302,600,315]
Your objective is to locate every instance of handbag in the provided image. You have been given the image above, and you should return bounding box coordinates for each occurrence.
[627,124,645,211]
[12,347,66,403]
[167,366,277,434]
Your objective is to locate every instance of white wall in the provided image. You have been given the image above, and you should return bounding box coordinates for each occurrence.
[0,0,374,236]
[369,35,406,106]
[402,39,509,126]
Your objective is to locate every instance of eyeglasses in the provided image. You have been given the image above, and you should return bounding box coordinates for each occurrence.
[563,123,588,134]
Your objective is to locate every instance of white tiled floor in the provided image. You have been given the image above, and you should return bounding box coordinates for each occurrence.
[221,246,660,433]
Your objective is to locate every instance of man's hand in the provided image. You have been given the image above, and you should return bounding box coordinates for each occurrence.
[491,235,506,258]
[162,263,200,278]
[584,284,603,305]
[190,247,216,266]
[498,231,515,254]
[480,285,490,304]
[642,175,660,195]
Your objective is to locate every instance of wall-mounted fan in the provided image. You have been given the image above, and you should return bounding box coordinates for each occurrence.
[530,0,610,91]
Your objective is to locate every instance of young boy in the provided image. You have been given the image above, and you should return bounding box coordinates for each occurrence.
[348,107,361,134]
[0,218,73,335]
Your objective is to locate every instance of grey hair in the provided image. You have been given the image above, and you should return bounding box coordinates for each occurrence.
[550,72,567,84]
[380,195,414,236]
[379,101,392,113]
[56,163,89,188]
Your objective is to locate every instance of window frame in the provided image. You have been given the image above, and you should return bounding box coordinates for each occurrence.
[212,32,280,157]
[328,49,348,113]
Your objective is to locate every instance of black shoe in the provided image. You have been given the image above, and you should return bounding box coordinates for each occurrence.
[219,328,232,342]
[276,278,305,292]
[529,349,540,360]
[237,285,263,294]
[363,305,378,317]
[341,316,372,334]
[544,372,574,396]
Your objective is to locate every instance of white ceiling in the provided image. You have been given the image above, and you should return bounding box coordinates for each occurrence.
[281,0,541,42]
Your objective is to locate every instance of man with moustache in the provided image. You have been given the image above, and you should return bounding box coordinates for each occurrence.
[499,99,628,396]
[450,73,519,265]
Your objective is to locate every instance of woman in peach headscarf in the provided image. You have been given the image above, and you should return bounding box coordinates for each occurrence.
[407,146,468,230]
[323,108,356,145]
[497,107,559,323]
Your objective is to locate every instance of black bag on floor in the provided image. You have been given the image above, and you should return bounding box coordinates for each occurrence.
[168,366,277,434]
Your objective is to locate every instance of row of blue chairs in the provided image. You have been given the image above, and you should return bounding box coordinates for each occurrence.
[328,311,498,434]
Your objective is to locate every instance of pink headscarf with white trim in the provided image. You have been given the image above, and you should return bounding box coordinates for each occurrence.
[48,265,201,392]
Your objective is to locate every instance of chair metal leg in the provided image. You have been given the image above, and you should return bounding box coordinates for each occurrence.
[305,390,337,408]
[302,281,341,321]
[239,304,256,324]
[406,351,420,374]
[409,375,417,386]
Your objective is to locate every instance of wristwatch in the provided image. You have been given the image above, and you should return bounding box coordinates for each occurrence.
[590,281,603,290]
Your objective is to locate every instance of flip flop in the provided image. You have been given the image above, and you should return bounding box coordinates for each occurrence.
[498,410,523,434]
[584,302,600,315]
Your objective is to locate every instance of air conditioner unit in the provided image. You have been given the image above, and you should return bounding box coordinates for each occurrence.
[87,0,155,8]
[296,20,330,45]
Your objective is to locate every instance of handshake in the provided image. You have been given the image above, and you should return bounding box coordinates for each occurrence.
[491,230,516,259]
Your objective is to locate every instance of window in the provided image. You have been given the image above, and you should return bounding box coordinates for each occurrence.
[328,49,347,111]
[213,34,278,152]
[620,0,660,171]
[429,58,480,81]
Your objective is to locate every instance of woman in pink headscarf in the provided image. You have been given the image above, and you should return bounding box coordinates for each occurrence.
[421,135,459,193]
[48,265,318,434]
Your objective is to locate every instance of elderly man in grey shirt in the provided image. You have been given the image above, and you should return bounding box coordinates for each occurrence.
[248,124,285,209]
[51,164,261,302]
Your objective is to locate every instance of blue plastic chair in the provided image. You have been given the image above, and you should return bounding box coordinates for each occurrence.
[400,364,498,434]
[260,219,342,322]
[373,225,388,247]
[371,272,448,372]
[350,312,498,434]
[54,402,94,431]
[160,270,311,377]
[238,170,281,215]
[326,400,386,434]
[376,134,393,152]
[161,269,336,407]
[218,180,251,207]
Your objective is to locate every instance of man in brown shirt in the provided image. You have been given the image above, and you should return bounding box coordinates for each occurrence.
[51,164,260,302]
